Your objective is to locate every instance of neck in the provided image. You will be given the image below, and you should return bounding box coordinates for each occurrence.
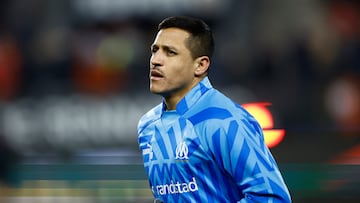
[163,76,205,110]
[164,96,180,110]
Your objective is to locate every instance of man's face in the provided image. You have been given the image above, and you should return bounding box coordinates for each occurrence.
[149,28,197,100]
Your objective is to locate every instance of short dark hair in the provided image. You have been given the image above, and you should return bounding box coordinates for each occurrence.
[158,16,214,60]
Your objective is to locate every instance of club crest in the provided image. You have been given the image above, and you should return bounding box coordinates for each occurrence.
[175,141,189,160]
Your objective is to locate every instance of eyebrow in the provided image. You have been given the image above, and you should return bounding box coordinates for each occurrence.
[151,44,178,52]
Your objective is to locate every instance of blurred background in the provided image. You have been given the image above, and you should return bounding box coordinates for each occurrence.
[0,0,359,202]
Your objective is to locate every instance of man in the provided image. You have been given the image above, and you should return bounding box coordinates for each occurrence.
[137,16,291,202]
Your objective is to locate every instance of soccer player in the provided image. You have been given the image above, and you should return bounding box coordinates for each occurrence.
[137,16,291,202]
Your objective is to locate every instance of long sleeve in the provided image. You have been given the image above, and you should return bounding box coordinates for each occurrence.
[204,114,291,202]
[138,77,291,202]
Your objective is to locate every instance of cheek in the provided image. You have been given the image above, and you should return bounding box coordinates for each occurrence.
[172,68,193,82]
[166,58,195,80]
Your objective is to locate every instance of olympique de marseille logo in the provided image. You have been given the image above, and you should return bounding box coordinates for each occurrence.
[175,141,188,160]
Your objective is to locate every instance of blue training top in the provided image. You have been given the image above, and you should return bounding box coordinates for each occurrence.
[137,77,291,203]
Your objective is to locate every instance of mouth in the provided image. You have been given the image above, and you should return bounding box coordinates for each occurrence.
[150,70,164,80]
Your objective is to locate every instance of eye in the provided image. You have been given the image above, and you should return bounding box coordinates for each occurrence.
[167,50,176,56]
[151,46,158,54]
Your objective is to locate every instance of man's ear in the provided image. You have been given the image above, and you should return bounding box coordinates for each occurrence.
[194,56,210,76]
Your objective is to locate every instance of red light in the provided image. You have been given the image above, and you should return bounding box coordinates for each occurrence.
[242,102,285,148]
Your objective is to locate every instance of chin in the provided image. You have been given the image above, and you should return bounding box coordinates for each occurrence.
[150,88,169,98]
[150,87,162,94]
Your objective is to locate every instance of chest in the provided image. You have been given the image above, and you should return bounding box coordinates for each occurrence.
[140,114,212,167]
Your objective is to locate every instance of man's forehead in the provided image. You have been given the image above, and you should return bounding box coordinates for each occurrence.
[153,28,190,44]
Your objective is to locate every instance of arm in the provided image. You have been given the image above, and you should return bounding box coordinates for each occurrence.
[209,118,291,202]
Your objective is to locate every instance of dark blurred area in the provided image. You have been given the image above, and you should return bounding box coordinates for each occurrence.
[0,0,359,202]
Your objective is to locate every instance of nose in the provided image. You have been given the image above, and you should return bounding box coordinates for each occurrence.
[150,51,163,68]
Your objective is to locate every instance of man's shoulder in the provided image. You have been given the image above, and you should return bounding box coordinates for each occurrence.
[197,88,238,111]
[185,90,235,122]
[137,103,162,133]
[189,88,252,122]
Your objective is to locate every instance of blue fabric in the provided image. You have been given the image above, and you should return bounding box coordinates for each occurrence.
[138,77,291,202]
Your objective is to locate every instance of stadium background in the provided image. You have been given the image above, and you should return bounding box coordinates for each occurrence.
[0,0,359,202]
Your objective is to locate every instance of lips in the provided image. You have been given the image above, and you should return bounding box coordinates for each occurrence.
[150,70,164,80]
